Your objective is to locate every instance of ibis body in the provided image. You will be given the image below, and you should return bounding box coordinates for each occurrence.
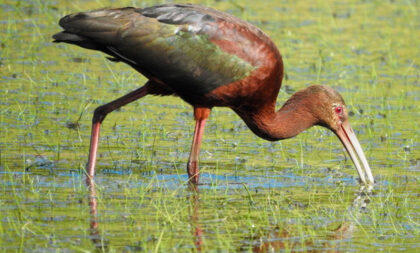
[53,4,374,184]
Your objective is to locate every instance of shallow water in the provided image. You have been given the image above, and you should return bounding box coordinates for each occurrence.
[1,0,419,251]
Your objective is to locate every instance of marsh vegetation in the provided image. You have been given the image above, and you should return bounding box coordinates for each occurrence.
[0,0,419,251]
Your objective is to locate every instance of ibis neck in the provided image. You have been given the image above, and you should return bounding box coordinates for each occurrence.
[234,98,318,141]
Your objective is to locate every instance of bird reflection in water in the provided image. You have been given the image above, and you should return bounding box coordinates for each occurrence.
[85,179,372,252]
[247,185,373,253]
[189,184,204,251]
[86,177,108,250]
[85,179,204,251]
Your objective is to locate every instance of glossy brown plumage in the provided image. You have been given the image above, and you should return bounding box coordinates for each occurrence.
[53,4,374,185]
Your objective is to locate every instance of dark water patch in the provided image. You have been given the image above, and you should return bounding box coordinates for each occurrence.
[2,74,19,80]
[70,57,90,63]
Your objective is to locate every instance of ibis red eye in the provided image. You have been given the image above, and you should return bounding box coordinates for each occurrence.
[335,106,343,114]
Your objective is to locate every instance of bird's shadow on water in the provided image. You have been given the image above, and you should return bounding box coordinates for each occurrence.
[85,174,374,252]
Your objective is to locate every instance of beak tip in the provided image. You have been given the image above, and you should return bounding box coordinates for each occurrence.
[358,175,375,185]
[361,176,375,185]
[337,122,374,187]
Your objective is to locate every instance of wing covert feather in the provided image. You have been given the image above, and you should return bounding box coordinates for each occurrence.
[56,5,258,95]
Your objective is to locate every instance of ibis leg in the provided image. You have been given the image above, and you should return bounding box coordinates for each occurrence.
[86,85,149,180]
[187,108,210,184]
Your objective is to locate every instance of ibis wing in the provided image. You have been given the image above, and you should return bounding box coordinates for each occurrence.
[55,5,256,95]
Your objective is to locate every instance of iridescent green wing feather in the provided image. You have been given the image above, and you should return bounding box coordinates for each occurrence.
[54,5,256,95]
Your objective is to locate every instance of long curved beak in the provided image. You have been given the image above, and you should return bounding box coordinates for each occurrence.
[335,120,374,184]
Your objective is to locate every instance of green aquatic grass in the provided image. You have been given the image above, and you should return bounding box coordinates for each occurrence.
[1,0,419,251]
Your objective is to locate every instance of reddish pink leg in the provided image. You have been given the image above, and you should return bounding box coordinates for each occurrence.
[86,85,149,181]
[187,108,210,184]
